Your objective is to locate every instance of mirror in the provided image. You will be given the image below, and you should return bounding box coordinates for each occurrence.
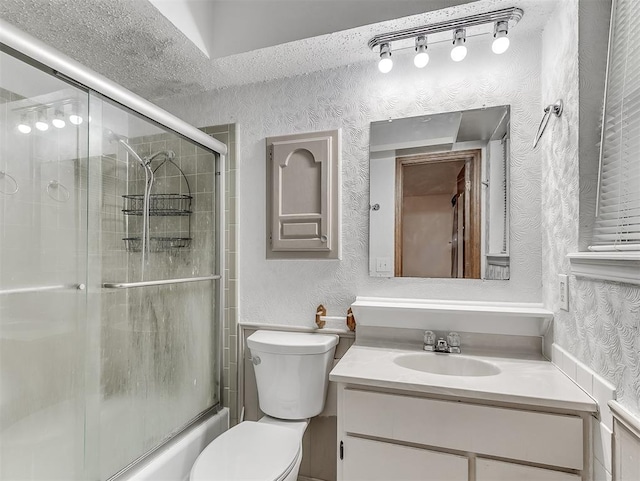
[369,105,510,280]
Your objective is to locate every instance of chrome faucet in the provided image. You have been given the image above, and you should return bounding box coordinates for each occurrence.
[423,331,461,353]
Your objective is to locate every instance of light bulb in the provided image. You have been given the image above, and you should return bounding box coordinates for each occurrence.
[451,29,467,62]
[69,114,83,125]
[414,52,429,68]
[378,57,393,73]
[414,36,429,68]
[378,43,393,73]
[17,114,31,134]
[492,36,510,54]
[35,112,49,131]
[451,45,467,62]
[492,21,510,54]
[52,110,66,128]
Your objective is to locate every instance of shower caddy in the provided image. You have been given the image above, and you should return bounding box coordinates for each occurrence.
[122,155,193,252]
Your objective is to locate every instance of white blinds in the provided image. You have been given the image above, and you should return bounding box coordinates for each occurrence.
[591,0,640,251]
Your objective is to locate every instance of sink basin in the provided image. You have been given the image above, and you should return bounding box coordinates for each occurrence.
[393,353,501,377]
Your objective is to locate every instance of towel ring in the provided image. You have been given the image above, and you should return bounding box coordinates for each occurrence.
[0,171,19,195]
[47,180,70,202]
[533,99,563,148]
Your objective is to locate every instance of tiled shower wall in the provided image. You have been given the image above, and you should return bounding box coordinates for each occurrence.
[201,124,238,426]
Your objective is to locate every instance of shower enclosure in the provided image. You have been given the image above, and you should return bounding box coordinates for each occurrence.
[0,21,225,480]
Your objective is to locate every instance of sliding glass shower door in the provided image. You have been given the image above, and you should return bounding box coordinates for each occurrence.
[0,47,221,481]
[0,49,90,480]
[89,92,220,479]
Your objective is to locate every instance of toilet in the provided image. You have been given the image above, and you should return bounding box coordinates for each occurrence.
[190,330,339,481]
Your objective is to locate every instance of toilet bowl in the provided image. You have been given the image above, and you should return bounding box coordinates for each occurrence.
[189,330,338,481]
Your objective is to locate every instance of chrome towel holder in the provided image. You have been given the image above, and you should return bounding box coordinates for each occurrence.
[533,99,563,148]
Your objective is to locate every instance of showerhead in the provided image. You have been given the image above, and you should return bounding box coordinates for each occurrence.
[145,150,176,163]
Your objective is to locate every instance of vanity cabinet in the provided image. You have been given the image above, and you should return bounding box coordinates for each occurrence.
[476,458,580,481]
[343,436,468,481]
[337,387,586,481]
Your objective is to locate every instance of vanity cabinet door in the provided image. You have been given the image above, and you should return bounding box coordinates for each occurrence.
[476,458,580,481]
[342,435,468,481]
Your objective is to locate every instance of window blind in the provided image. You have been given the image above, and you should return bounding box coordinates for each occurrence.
[591,0,640,251]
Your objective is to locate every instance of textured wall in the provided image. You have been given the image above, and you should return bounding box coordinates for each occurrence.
[540,0,640,417]
[159,34,543,327]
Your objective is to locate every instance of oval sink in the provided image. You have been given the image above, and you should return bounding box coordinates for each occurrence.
[393,353,501,377]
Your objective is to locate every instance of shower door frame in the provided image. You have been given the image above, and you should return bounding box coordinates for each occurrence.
[0,18,226,480]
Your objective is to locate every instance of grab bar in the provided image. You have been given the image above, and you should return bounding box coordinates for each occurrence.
[533,99,563,148]
[0,284,85,295]
[103,275,220,289]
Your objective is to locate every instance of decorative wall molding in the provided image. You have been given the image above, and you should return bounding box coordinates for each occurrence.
[568,252,640,286]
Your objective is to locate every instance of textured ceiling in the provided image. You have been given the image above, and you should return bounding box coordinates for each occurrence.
[0,0,557,102]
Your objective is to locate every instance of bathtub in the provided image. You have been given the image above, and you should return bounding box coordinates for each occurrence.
[0,400,228,481]
[116,407,229,481]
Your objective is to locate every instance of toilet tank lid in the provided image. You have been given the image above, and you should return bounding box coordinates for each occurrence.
[247,330,339,355]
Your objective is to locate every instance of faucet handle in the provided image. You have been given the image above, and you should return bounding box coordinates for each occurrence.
[423,330,435,351]
[447,332,461,346]
[447,332,461,353]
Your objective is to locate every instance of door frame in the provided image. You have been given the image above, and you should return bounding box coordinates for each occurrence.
[394,149,482,278]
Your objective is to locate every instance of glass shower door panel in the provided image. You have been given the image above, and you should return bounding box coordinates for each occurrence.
[93,95,219,479]
[0,51,89,480]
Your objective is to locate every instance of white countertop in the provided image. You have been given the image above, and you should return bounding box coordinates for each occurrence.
[330,345,597,412]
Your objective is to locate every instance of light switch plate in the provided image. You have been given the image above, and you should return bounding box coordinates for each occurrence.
[558,274,569,311]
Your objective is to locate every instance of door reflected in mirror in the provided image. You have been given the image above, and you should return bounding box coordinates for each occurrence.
[369,105,510,280]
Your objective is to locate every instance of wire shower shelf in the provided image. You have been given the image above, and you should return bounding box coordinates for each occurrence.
[122,193,192,216]
[122,155,193,252]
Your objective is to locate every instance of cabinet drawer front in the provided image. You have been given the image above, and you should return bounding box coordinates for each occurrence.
[476,458,581,481]
[343,389,583,470]
[343,436,468,481]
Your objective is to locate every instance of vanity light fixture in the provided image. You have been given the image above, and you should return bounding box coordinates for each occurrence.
[35,111,49,131]
[414,36,430,68]
[14,99,84,134]
[450,28,467,62]
[378,43,393,73]
[368,7,523,71]
[17,113,31,134]
[492,21,510,54]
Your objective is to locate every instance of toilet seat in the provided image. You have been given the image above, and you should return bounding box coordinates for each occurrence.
[190,421,301,481]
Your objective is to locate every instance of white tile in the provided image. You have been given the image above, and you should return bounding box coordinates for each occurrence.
[593,376,616,430]
[562,352,578,382]
[576,362,594,395]
[593,421,613,473]
[593,458,612,481]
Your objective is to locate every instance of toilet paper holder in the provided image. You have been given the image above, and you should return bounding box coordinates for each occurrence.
[315,304,356,332]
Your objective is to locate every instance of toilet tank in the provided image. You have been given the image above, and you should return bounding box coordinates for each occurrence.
[247,330,339,420]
